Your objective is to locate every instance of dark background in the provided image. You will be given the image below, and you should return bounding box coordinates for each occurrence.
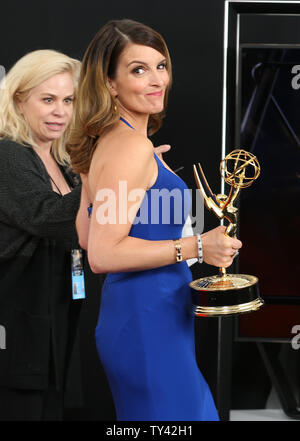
[3,0,292,420]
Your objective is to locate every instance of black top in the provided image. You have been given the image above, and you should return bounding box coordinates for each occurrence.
[0,138,82,397]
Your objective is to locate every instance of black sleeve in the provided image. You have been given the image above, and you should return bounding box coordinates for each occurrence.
[0,140,81,244]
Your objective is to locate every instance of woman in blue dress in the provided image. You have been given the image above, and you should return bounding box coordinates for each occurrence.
[68,19,242,421]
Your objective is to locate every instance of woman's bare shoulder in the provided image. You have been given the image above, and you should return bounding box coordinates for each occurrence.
[111,130,153,156]
[89,130,154,187]
[93,130,153,169]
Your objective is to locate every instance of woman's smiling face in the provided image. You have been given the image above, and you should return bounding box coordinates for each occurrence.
[109,43,170,117]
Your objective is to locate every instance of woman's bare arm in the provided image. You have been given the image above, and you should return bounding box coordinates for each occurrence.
[85,132,241,274]
[76,174,91,250]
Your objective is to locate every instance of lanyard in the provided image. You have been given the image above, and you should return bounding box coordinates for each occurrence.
[49,175,63,196]
[49,170,85,300]
[71,249,86,300]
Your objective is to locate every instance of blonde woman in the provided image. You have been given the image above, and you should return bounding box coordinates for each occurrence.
[0,50,82,420]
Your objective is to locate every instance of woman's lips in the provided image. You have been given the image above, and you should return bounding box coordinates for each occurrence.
[147,91,163,97]
[45,122,66,131]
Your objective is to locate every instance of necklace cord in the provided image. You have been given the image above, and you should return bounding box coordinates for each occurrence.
[49,175,63,196]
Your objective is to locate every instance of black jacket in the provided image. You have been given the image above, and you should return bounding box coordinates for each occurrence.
[0,139,82,397]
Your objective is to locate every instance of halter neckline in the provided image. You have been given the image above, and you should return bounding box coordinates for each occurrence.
[120,117,135,130]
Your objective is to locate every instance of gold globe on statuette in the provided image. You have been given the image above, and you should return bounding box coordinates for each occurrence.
[190,149,264,317]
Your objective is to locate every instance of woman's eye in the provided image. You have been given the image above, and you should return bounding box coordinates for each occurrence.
[158,62,167,70]
[43,97,53,103]
[132,66,145,75]
[64,98,74,104]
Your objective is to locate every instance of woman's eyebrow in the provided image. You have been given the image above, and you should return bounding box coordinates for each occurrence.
[40,92,74,97]
[127,58,166,68]
[127,60,147,67]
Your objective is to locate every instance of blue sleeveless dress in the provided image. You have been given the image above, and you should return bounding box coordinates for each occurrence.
[95,154,219,421]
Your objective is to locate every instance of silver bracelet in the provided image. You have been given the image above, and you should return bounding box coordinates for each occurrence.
[196,233,203,264]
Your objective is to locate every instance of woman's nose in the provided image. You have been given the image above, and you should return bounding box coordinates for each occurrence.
[52,101,66,116]
[149,70,165,86]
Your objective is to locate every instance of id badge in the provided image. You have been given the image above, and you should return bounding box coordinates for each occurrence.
[71,249,86,300]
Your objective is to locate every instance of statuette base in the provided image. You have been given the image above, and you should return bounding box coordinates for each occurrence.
[189,274,264,317]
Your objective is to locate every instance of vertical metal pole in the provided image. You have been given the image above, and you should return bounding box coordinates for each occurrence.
[216,1,234,422]
[216,316,233,421]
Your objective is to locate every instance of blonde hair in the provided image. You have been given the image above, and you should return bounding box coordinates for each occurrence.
[67,19,172,174]
[0,49,81,165]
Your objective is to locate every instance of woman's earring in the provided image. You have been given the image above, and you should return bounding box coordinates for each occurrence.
[113,98,118,113]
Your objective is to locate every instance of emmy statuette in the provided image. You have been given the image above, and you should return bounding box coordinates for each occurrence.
[190,149,264,317]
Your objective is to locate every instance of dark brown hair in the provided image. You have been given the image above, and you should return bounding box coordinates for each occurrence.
[67,19,172,174]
